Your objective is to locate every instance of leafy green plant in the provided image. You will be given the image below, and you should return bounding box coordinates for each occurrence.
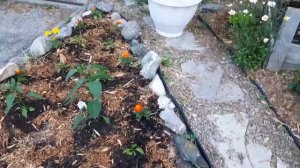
[69,35,87,48]
[0,77,43,118]
[51,38,64,49]
[123,144,144,156]
[64,64,112,129]
[229,0,286,70]
[91,9,103,19]
[287,69,300,93]
[76,21,87,34]
[135,109,151,121]
[103,38,115,51]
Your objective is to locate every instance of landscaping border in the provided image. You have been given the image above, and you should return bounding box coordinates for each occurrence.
[197,14,300,150]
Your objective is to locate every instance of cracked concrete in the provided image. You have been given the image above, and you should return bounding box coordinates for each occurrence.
[0,1,72,68]
[109,0,300,167]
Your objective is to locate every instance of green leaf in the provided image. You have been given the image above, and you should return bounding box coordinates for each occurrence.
[287,83,297,90]
[88,80,102,99]
[135,147,144,155]
[27,92,43,99]
[21,108,28,119]
[101,116,110,124]
[64,78,85,104]
[123,149,133,156]
[28,107,35,112]
[65,69,77,81]
[4,94,15,115]
[87,100,101,119]
[73,114,86,130]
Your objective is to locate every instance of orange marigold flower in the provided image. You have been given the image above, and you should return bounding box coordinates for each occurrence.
[116,20,123,25]
[134,104,143,113]
[15,69,22,75]
[122,51,130,58]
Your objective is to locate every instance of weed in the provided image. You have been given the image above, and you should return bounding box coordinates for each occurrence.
[287,69,300,93]
[103,38,115,51]
[70,35,87,48]
[182,132,197,143]
[0,72,43,118]
[91,9,103,19]
[133,104,151,121]
[161,58,172,67]
[123,144,144,156]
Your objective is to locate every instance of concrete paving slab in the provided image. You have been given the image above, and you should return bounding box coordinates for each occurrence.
[0,1,73,68]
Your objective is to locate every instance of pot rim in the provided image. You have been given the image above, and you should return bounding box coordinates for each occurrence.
[149,0,202,7]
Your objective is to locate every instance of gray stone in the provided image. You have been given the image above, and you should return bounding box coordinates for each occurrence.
[111,12,121,21]
[95,2,113,12]
[149,75,166,96]
[69,15,83,28]
[157,95,175,110]
[165,32,202,51]
[174,136,209,168]
[0,63,19,82]
[130,39,149,57]
[199,3,226,13]
[140,51,162,79]
[160,109,186,134]
[8,56,28,65]
[181,61,223,100]
[29,36,52,57]
[121,21,141,41]
[56,25,72,39]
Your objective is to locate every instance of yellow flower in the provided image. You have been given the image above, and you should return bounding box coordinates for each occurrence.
[44,30,52,36]
[52,27,60,35]
[283,16,290,21]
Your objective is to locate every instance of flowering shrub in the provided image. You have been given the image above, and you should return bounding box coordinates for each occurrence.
[120,51,133,65]
[228,0,286,70]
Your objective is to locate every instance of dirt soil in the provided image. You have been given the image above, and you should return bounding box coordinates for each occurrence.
[0,14,177,167]
[252,70,300,138]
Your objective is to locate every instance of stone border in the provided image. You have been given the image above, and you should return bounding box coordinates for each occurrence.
[0,2,212,167]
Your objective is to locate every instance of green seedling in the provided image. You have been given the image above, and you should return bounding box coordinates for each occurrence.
[287,69,300,93]
[0,76,43,118]
[69,35,87,48]
[123,144,144,156]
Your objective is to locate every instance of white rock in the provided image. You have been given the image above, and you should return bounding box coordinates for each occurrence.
[121,20,141,40]
[56,25,72,39]
[82,10,92,17]
[111,12,121,21]
[77,101,87,110]
[0,63,19,82]
[29,36,52,57]
[149,75,166,96]
[140,51,162,79]
[69,16,82,28]
[157,95,175,110]
[160,109,186,134]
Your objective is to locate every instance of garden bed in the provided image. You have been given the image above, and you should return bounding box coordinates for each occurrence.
[0,14,178,167]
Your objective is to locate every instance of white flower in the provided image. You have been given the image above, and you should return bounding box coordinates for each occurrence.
[263,38,269,43]
[261,15,269,21]
[77,101,87,110]
[227,3,233,7]
[243,9,249,14]
[249,0,257,4]
[229,9,236,16]
[240,1,243,4]
[283,16,290,21]
[267,1,276,7]
[249,14,253,16]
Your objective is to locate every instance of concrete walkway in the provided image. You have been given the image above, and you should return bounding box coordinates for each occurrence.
[110,0,300,167]
[0,1,73,69]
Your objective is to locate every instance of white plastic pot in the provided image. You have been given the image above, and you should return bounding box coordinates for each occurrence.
[148,0,202,37]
